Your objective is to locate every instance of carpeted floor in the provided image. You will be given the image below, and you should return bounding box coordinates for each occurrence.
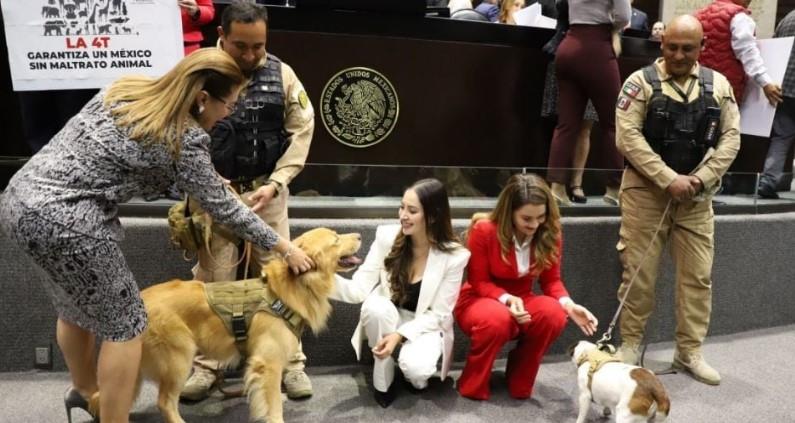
[1,324,794,422]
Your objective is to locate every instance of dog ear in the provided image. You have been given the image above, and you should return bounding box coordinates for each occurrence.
[566,342,579,357]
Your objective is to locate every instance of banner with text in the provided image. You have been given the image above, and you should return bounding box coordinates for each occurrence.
[1,0,183,91]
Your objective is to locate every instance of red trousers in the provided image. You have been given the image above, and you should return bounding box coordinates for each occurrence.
[454,292,567,400]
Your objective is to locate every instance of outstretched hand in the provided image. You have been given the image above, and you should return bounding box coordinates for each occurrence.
[565,303,598,336]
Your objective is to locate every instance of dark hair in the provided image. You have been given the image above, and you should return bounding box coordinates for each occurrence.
[384,178,458,306]
[221,0,269,35]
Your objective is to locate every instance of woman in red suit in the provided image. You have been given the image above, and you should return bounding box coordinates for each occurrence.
[454,173,598,400]
[180,0,216,55]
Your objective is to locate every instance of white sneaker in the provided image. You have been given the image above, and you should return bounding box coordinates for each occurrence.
[617,343,640,365]
[673,350,721,385]
[603,186,620,206]
[283,369,313,399]
[180,366,217,401]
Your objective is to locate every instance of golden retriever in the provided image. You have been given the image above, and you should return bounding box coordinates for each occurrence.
[136,228,362,423]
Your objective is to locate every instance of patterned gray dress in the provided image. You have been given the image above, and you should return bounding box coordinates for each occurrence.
[0,91,280,342]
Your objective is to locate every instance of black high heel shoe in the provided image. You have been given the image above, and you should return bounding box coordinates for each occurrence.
[65,387,99,423]
[569,185,588,204]
[373,381,398,408]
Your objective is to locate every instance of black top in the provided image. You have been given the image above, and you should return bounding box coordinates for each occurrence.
[395,280,423,313]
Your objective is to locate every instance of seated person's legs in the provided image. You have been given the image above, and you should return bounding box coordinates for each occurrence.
[397,330,444,390]
[455,296,517,400]
[360,295,401,393]
[505,295,567,399]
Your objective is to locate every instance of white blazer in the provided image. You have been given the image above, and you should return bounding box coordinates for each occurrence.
[331,224,470,381]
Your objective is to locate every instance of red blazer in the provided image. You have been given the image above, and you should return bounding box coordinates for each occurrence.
[458,219,569,307]
[181,0,215,52]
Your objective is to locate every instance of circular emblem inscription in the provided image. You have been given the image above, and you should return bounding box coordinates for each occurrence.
[320,67,399,148]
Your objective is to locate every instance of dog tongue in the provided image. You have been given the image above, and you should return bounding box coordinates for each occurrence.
[340,256,363,265]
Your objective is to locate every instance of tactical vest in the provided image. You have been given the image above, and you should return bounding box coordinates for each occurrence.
[641,65,720,175]
[695,0,748,102]
[210,54,288,181]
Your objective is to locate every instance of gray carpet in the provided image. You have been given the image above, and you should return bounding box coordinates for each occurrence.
[2,324,794,423]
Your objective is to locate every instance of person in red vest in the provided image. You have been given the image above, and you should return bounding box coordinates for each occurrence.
[180,0,216,55]
[694,0,782,106]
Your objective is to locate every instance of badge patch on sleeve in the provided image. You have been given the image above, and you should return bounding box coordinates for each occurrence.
[622,81,641,98]
[298,90,309,109]
[617,95,632,111]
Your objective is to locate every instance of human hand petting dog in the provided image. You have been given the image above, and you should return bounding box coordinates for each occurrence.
[275,238,314,274]
[564,303,598,336]
[506,295,531,324]
[372,332,403,359]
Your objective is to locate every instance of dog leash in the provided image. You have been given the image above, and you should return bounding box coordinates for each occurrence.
[595,199,673,355]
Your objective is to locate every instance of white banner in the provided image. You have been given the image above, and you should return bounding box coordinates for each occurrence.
[739,37,794,137]
[1,0,183,91]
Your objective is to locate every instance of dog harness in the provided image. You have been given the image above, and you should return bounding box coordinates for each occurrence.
[576,349,622,390]
[204,276,305,355]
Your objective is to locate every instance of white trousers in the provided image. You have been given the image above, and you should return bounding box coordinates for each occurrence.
[360,295,443,392]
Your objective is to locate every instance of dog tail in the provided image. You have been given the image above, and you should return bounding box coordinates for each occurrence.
[649,377,670,422]
[630,368,670,421]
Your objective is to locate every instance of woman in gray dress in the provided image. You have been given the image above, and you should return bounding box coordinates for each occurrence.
[0,48,313,423]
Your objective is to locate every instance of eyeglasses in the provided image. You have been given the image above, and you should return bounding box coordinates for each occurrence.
[211,94,237,114]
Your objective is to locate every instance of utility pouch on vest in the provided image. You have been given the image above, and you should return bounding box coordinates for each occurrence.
[660,138,701,174]
[697,106,721,149]
[166,197,210,256]
[645,108,668,152]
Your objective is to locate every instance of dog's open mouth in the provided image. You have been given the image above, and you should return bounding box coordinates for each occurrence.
[338,255,362,272]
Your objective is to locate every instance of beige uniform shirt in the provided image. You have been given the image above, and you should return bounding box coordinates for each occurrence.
[267,58,315,191]
[615,58,741,194]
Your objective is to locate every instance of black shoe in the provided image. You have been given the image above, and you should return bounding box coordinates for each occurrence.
[757,184,779,199]
[65,387,98,423]
[402,379,425,394]
[373,382,397,408]
[569,186,587,204]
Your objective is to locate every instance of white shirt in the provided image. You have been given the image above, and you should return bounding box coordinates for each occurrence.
[731,12,773,87]
[447,0,473,14]
[497,236,573,309]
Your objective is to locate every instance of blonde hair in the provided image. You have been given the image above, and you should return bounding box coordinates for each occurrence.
[103,48,244,156]
[485,173,561,274]
[499,0,521,24]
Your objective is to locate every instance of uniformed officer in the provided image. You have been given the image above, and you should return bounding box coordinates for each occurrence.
[613,15,740,386]
[182,1,316,401]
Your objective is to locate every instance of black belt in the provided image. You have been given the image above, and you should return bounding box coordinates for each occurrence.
[231,179,258,194]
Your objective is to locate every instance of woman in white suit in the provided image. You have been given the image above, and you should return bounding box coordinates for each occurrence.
[332,178,470,407]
